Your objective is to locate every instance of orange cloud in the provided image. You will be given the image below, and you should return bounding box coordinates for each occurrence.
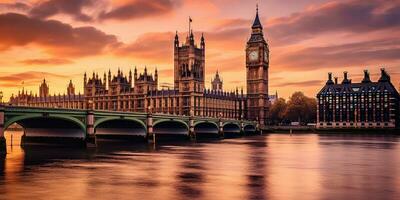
[0,71,67,87]
[271,80,323,88]
[116,32,174,63]
[19,58,73,65]
[274,38,400,71]
[29,0,95,21]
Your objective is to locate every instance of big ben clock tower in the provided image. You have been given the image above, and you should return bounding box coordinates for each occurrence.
[246,6,269,126]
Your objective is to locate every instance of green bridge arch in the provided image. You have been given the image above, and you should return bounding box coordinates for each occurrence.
[153,119,189,130]
[222,121,240,127]
[194,120,219,128]
[94,117,147,130]
[4,114,86,132]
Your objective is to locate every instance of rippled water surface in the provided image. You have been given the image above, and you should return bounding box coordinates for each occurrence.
[1,132,400,200]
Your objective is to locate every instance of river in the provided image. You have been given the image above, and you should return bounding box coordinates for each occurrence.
[1,131,400,200]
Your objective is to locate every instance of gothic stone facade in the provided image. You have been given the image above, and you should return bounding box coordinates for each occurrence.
[9,10,269,123]
[317,69,400,129]
[246,9,270,125]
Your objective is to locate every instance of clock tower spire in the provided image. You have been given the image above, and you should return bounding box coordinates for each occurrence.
[246,5,269,127]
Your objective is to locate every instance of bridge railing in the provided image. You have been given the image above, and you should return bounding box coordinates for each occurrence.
[1,104,257,123]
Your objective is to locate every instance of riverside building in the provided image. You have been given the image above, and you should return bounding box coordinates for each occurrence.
[317,69,400,129]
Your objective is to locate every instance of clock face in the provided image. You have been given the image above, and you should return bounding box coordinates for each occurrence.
[249,50,258,61]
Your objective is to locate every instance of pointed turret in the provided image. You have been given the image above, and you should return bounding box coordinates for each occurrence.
[189,30,194,45]
[252,4,263,29]
[134,66,137,80]
[84,72,87,85]
[201,33,205,49]
[129,69,132,85]
[175,31,179,48]
[248,4,265,44]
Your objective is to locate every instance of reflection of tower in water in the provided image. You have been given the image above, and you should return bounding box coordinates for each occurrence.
[1,130,25,193]
[174,147,206,199]
[246,137,268,200]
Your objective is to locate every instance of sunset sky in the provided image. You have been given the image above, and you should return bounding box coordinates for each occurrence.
[0,0,399,100]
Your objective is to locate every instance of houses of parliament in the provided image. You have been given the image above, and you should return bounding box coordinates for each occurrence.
[9,9,270,126]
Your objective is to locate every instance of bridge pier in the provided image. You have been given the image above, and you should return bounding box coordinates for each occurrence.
[218,118,224,138]
[0,105,5,155]
[147,113,154,143]
[85,110,97,148]
[257,123,261,134]
[189,116,195,140]
[240,120,244,135]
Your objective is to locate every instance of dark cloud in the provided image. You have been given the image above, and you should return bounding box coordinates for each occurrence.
[0,13,120,57]
[275,38,400,70]
[267,0,400,45]
[0,2,30,11]
[29,0,94,22]
[19,58,73,65]
[99,0,176,21]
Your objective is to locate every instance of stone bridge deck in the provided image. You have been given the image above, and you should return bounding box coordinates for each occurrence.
[0,105,258,153]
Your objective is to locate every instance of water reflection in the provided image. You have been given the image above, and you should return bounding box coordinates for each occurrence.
[1,132,400,200]
[245,137,267,200]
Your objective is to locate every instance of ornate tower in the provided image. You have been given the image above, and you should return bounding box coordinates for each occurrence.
[211,70,223,91]
[67,80,75,96]
[39,79,49,98]
[174,19,205,115]
[246,6,269,126]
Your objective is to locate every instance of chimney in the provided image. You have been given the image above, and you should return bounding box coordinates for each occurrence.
[326,72,334,85]
[334,77,338,84]
[378,67,390,82]
[362,69,371,83]
[342,71,351,84]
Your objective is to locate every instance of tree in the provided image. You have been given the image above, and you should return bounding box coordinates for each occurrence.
[268,98,287,125]
[284,92,317,124]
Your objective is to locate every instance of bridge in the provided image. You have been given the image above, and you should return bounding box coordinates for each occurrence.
[0,105,258,153]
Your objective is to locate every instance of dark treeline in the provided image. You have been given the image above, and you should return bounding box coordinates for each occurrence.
[268,91,317,125]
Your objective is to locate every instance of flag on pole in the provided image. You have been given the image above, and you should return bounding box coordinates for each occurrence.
[189,16,192,34]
